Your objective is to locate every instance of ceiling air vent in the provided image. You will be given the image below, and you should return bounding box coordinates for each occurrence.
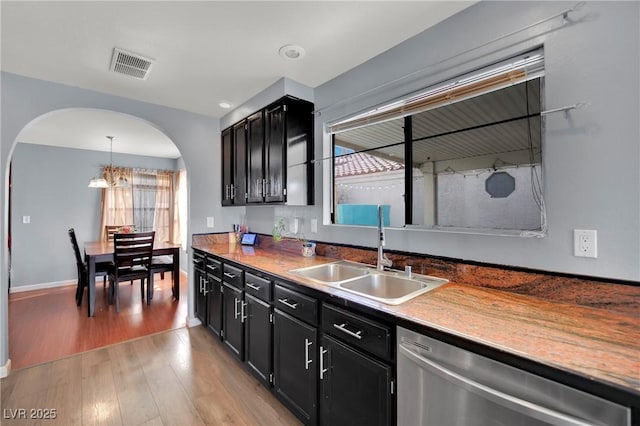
[109,48,154,80]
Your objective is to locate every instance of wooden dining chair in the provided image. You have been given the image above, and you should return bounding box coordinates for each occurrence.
[150,254,174,300]
[68,228,112,306]
[111,231,155,312]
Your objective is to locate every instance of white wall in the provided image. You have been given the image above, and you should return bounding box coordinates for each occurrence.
[10,143,177,288]
[243,1,640,282]
[0,72,223,370]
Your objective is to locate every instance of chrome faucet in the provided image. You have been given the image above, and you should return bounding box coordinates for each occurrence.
[377,204,392,271]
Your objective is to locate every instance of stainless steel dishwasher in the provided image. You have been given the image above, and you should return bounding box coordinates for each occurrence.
[397,326,631,426]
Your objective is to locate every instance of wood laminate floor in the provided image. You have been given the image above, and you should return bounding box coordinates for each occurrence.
[1,326,301,425]
[8,273,188,370]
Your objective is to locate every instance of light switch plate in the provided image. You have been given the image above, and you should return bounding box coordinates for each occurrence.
[22,216,30,224]
[206,216,215,228]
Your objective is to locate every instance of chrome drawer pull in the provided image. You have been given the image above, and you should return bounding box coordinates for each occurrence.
[193,258,203,265]
[278,298,298,309]
[234,298,240,319]
[224,272,236,279]
[202,279,209,295]
[333,323,362,340]
[206,264,218,271]
[304,338,313,370]
[246,282,261,291]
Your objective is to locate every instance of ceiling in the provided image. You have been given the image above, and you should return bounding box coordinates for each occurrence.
[1,1,475,158]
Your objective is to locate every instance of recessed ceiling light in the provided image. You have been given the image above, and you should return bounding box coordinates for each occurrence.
[279,44,306,60]
[219,101,232,109]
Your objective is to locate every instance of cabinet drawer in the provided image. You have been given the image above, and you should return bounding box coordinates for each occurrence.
[205,258,222,279]
[193,250,206,269]
[244,272,271,302]
[322,304,391,361]
[223,264,244,289]
[274,284,318,325]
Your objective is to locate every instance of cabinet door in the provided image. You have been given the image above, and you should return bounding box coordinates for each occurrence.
[247,111,265,203]
[194,267,207,324]
[274,309,317,425]
[320,335,392,426]
[265,102,285,203]
[222,283,244,360]
[232,121,247,204]
[221,128,234,206]
[245,294,272,386]
[206,276,222,337]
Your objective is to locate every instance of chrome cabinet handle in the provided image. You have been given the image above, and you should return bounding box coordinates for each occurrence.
[241,301,248,322]
[333,323,362,340]
[319,346,328,379]
[257,179,263,195]
[193,258,203,265]
[304,338,312,370]
[278,298,298,309]
[224,272,236,279]
[225,184,229,199]
[230,184,236,200]
[206,264,218,272]
[246,282,261,291]
[234,298,240,319]
[202,279,209,296]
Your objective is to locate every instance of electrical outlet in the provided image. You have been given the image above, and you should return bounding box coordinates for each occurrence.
[206,216,215,228]
[311,218,318,233]
[574,229,597,258]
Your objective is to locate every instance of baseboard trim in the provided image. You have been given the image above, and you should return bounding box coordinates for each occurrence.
[187,316,202,327]
[0,358,11,378]
[9,280,76,293]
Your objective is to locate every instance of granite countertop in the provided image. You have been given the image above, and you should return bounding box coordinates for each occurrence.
[192,241,640,397]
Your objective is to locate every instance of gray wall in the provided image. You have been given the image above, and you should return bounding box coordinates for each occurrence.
[10,143,177,288]
[242,1,640,282]
[0,72,222,370]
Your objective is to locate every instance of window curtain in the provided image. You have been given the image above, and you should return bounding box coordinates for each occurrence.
[99,167,134,241]
[154,170,174,243]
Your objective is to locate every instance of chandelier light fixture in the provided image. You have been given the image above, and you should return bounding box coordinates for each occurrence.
[88,136,130,188]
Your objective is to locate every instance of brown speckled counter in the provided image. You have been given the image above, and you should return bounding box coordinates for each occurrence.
[192,236,640,400]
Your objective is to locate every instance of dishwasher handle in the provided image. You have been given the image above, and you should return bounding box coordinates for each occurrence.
[398,344,594,426]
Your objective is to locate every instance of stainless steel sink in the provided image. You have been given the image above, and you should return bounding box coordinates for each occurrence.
[288,261,370,283]
[338,274,447,305]
[288,261,447,305]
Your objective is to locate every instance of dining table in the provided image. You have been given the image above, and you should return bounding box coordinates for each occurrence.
[84,239,181,317]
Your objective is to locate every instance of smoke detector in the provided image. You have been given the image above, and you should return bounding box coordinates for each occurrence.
[110,47,154,80]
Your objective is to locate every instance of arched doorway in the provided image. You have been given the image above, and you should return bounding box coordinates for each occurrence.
[2,105,195,373]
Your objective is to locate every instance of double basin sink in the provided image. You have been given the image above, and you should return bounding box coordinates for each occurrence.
[288,260,448,305]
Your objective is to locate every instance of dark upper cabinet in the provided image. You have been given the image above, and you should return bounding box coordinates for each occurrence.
[232,121,248,204]
[265,102,285,203]
[247,111,266,203]
[221,95,314,206]
[221,128,233,205]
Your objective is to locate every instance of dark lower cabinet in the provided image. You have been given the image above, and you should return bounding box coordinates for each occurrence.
[274,308,318,425]
[245,294,272,386]
[206,276,222,337]
[193,257,207,324]
[320,335,392,426]
[222,282,244,359]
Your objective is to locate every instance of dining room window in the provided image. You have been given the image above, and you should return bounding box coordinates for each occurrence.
[100,167,181,243]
